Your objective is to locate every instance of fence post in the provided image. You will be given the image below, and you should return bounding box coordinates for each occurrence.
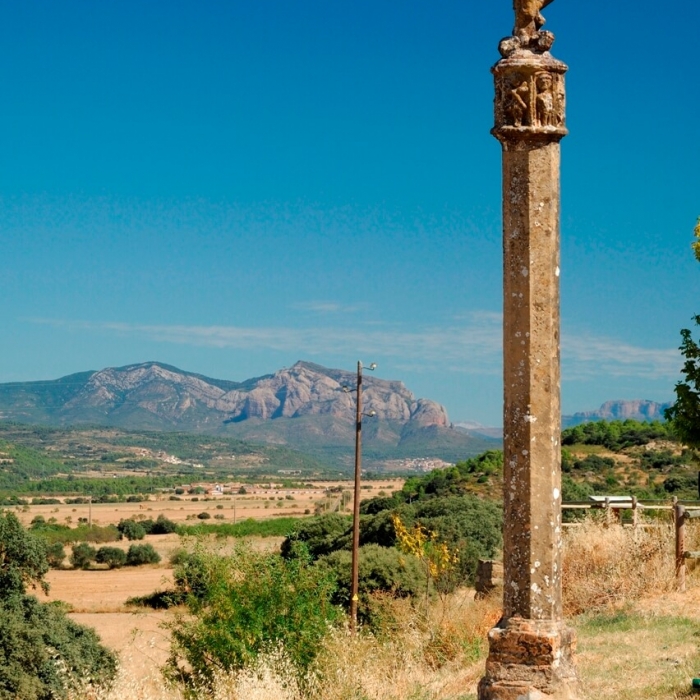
[604,497,611,526]
[675,501,686,593]
[631,495,638,533]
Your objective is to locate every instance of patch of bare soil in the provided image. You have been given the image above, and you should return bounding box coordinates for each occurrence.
[45,566,174,612]
[72,610,175,696]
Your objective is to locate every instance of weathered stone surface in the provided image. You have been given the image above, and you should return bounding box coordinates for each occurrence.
[475,559,504,597]
[478,2,579,697]
[500,138,564,622]
[493,53,567,144]
[479,620,578,699]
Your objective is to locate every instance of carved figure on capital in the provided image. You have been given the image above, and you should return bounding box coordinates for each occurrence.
[514,0,555,38]
[509,80,530,127]
[535,72,555,126]
[494,67,565,133]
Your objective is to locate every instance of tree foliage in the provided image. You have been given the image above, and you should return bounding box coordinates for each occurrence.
[70,543,96,570]
[117,519,146,541]
[282,491,502,589]
[316,544,426,619]
[0,511,116,698]
[165,542,340,690]
[561,420,673,451]
[665,315,700,448]
[95,546,127,569]
[0,596,117,700]
[664,217,700,448]
[126,543,161,566]
[0,512,49,598]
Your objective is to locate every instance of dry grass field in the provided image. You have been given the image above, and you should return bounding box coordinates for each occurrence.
[29,517,698,699]
[12,478,404,529]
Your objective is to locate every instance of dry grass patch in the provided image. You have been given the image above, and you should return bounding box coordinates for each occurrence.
[562,518,676,615]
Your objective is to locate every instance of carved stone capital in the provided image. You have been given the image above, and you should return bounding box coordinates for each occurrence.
[492,52,567,146]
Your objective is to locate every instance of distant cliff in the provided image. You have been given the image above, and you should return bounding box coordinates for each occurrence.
[0,361,495,465]
[563,399,672,427]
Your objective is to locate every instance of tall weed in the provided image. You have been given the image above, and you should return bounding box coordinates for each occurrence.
[562,518,675,615]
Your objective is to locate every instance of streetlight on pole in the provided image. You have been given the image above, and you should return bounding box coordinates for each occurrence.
[347,360,376,634]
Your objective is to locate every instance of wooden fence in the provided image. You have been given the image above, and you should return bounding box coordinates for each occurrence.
[562,496,700,592]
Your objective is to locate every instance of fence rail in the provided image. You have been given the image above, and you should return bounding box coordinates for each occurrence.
[562,497,700,592]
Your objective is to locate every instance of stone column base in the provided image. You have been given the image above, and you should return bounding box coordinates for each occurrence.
[478,617,580,700]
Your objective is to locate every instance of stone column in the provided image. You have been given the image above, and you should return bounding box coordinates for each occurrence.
[478,6,580,700]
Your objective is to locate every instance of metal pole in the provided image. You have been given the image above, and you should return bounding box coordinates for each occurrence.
[350,360,363,634]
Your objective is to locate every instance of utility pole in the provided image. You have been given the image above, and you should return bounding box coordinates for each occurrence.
[349,360,376,634]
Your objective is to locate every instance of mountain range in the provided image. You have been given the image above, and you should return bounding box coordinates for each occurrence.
[0,361,497,468]
[562,399,672,427]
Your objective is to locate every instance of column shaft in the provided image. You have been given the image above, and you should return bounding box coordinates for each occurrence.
[502,141,562,622]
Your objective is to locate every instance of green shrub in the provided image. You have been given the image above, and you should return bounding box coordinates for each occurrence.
[0,596,117,699]
[572,454,616,472]
[139,514,178,535]
[0,512,49,597]
[196,512,211,520]
[280,513,350,559]
[639,449,682,470]
[166,542,341,689]
[0,512,116,698]
[70,543,96,570]
[117,519,146,541]
[31,522,120,545]
[95,547,127,569]
[46,543,66,569]
[126,543,161,566]
[317,544,426,616]
[127,589,184,609]
[178,517,301,539]
[169,548,189,567]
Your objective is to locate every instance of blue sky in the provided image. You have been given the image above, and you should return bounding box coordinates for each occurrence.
[0,0,698,426]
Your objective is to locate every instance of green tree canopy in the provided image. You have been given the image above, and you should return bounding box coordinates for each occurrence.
[0,512,49,598]
[666,217,700,447]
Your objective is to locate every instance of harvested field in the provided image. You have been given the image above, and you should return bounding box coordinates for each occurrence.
[12,478,403,528]
[45,563,174,612]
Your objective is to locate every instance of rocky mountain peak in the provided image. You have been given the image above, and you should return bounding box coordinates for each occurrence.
[563,399,672,427]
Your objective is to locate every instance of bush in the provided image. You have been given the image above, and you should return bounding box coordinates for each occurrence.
[46,543,66,569]
[196,512,211,520]
[126,543,161,566]
[572,454,616,472]
[95,546,127,569]
[0,596,117,699]
[117,519,146,541]
[0,512,49,597]
[177,517,301,539]
[280,513,350,559]
[0,512,117,698]
[139,514,178,535]
[169,548,189,567]
[165,542,340,689]
[317,544,426,619]
[30,522,120,546]
[356,495,502,588]
[70,543,96,570]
